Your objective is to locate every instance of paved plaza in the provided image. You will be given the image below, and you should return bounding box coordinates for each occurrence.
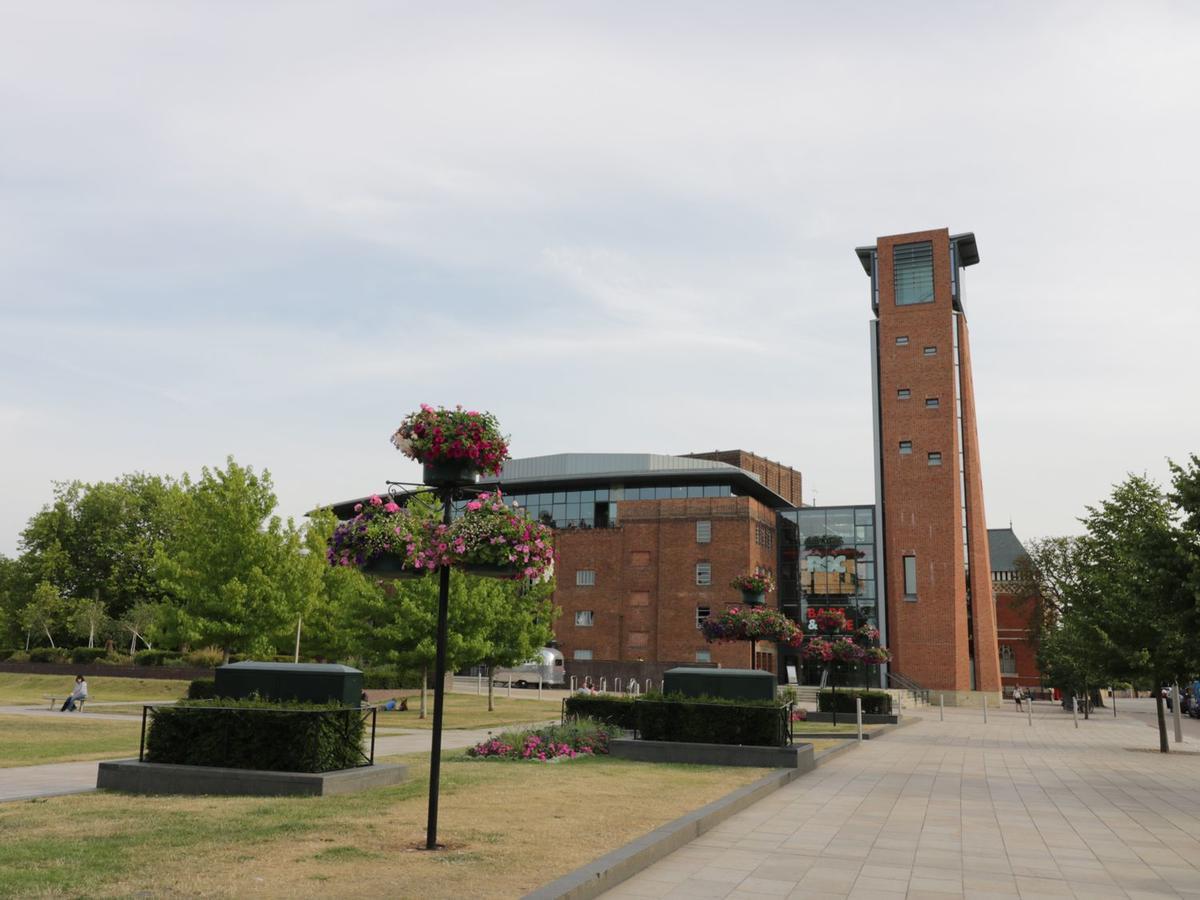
[604,701,1200,900]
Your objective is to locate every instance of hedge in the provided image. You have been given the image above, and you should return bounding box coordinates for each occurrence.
[363,666,426,689]
[29,647,70,663]
[817,689,892,715]
[187,678,217,700]
[564,693,791,747]
[70,647,110,664]
[134,649,184,667]
[0,649,16,662]
[145,698,366,773]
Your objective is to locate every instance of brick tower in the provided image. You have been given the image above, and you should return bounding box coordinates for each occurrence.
[857,228,1002,704]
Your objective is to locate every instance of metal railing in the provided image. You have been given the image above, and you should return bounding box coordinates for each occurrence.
[886,670,930,706]
[139,703,378,771]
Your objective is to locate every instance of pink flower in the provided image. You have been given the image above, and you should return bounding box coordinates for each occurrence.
[354,503,363,513]
[384,501,400,513]
[369,495,383,506]
[467,500,482,511]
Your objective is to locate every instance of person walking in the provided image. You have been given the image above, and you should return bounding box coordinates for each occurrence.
[1013,686,1023,711]
[60,675,88,712]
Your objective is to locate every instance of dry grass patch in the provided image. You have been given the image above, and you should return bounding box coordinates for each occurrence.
[0,714,142,767]
[0,751,770,898]
[0,674,190,706]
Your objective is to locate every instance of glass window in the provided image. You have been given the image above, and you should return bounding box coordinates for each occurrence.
[895,335,909,345]
[578,489,595,503]
[897,389,911,399]
[696,606,710,629]
[899,441,913,455]
[655,486,673,500]
[1000,644,1017,675]
[573,649,593,660]
[855,525,874,543]
[553,492,566,503]
[894,241,934,305]
[695,650,712,663]
[575,610,594,627]
[854,507,874,524]
[594,488,609,501]
[923,346,937,356]
[925,397,939,408]
[576,570,596,587]
[696,563,711,586]
[703,485,722,498]
[903,556,917,597]
[672,485,687,499]
[928,452,943,466]
[696,521,711,543]
[687,485,705,498]
[566,501,581,521]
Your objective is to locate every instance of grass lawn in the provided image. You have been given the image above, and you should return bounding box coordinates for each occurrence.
[375,692,565,730]
[0,715,142,767]
[0,674,190,706]
[793,722,880,734]
[0,751,771,899]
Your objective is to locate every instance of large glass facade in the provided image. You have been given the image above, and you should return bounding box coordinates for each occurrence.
[453,482,735,530]
[778,505,882,688]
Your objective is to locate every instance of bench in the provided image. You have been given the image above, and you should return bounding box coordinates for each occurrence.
[44,695,87,712]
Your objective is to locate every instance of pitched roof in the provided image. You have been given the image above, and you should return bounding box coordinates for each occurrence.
[987,527,1028,573]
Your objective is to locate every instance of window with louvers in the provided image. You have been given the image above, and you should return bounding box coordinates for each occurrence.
[894,241,934,305]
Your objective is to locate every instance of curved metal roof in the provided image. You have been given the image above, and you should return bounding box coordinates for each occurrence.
[480,452,746,483]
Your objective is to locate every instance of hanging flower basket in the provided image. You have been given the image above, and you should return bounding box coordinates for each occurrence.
[812,607,849,633]
[458,562,523,580]
[701,606,799,645]
[361,552,427,580]
[740,590,765,606]
[730,572,775,594]
[391,404,510,481]
[327,495,424,577]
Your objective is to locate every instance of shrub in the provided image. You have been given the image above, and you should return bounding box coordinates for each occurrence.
[134,649,183,667]
[187,678,217,700]
[29,647,70,663]
[5,650,30,663]
[98,653,133,666]
[363,666,425,689]
[565,693,791,747]
[70,647,109,664]
[0,649,17,662]
[144,698,366,773]
[183,647,225,668]
[817,689,892,715]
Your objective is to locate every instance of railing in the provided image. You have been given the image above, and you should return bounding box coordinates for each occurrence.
[886,670,929,706]
[139,703,378,771]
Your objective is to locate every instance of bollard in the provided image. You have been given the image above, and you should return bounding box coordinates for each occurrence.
[1173,684,1184,744]
[600,677,607,693]
[1112,686,1117,718]
[507,677,512,699]
[856,697,863,742]
[615,677,622,694]
[1027,696,1032,727]
[477,673,483,696]
[1072,696,1079,728]
[538,674,543,701]
[940,694,944,721]
[983,694,987,723]
[570,676,577,692]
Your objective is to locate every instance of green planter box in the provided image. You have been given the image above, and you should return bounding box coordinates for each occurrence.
[214,662,363,706]
[662,667,776,701]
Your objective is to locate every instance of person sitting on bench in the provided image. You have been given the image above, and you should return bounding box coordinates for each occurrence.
[60,675,88,712]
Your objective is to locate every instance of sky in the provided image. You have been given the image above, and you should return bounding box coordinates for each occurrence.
[2,1,1198,556]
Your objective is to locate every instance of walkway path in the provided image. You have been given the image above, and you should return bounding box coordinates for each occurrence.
[604,702,1200,899]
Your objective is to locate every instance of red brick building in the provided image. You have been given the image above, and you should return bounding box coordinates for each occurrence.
[857,227,1003,703]
[989,527,1043,695]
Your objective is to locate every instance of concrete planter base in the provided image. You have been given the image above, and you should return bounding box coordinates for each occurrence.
[805,711,899,724]
[610,739,814,771]
[97,759,407,797]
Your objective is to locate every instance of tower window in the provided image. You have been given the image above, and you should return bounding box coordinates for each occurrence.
[695,563,712,586]
[923,346,938,356]
[895,335,909,346]
[897,389,911,399]
[575,610,594,627]
[925,397,939,408]
[899,441,912,455]
[696,520,711,543]
[928,452,943,466]
[903,555,917,597]
[894,242,934,305]
[576,570,596,586]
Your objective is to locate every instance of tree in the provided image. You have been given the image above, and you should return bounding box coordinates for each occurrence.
[154,458,321,659]
[1068,474,1199,751]
[20,581,65,648]
[119,600,160,654]
[472,578,557,711]
[69,595,110,649]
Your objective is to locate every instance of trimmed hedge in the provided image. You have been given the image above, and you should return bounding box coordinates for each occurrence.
[134,649,184,667]
[145,698,366,773]
[0,649,17,662]
[817,689,892,715]
[30,647,70,663]
[363,666,425,689]
[70,647,110,664]
[564,693,791,747]
[187,678,217,700]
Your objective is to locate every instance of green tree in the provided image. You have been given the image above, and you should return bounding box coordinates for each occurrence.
[20,581,65,648]
[119,599,160,654]
[68,595,110,649]
[154,458,321,660]
[474,578,557,711]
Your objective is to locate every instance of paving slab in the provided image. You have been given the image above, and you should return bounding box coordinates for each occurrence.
[598,702,1200,899]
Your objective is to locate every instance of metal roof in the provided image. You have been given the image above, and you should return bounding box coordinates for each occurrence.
[987,528,1028,573]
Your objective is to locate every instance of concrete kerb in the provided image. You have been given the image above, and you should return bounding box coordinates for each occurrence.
[524,737,866,900]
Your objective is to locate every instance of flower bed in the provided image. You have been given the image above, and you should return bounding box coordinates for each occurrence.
[466,719,618,761]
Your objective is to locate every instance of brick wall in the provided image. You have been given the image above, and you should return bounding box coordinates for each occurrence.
[993,584,1044,691]
[684,450,804,507]
[552,496,781,680]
